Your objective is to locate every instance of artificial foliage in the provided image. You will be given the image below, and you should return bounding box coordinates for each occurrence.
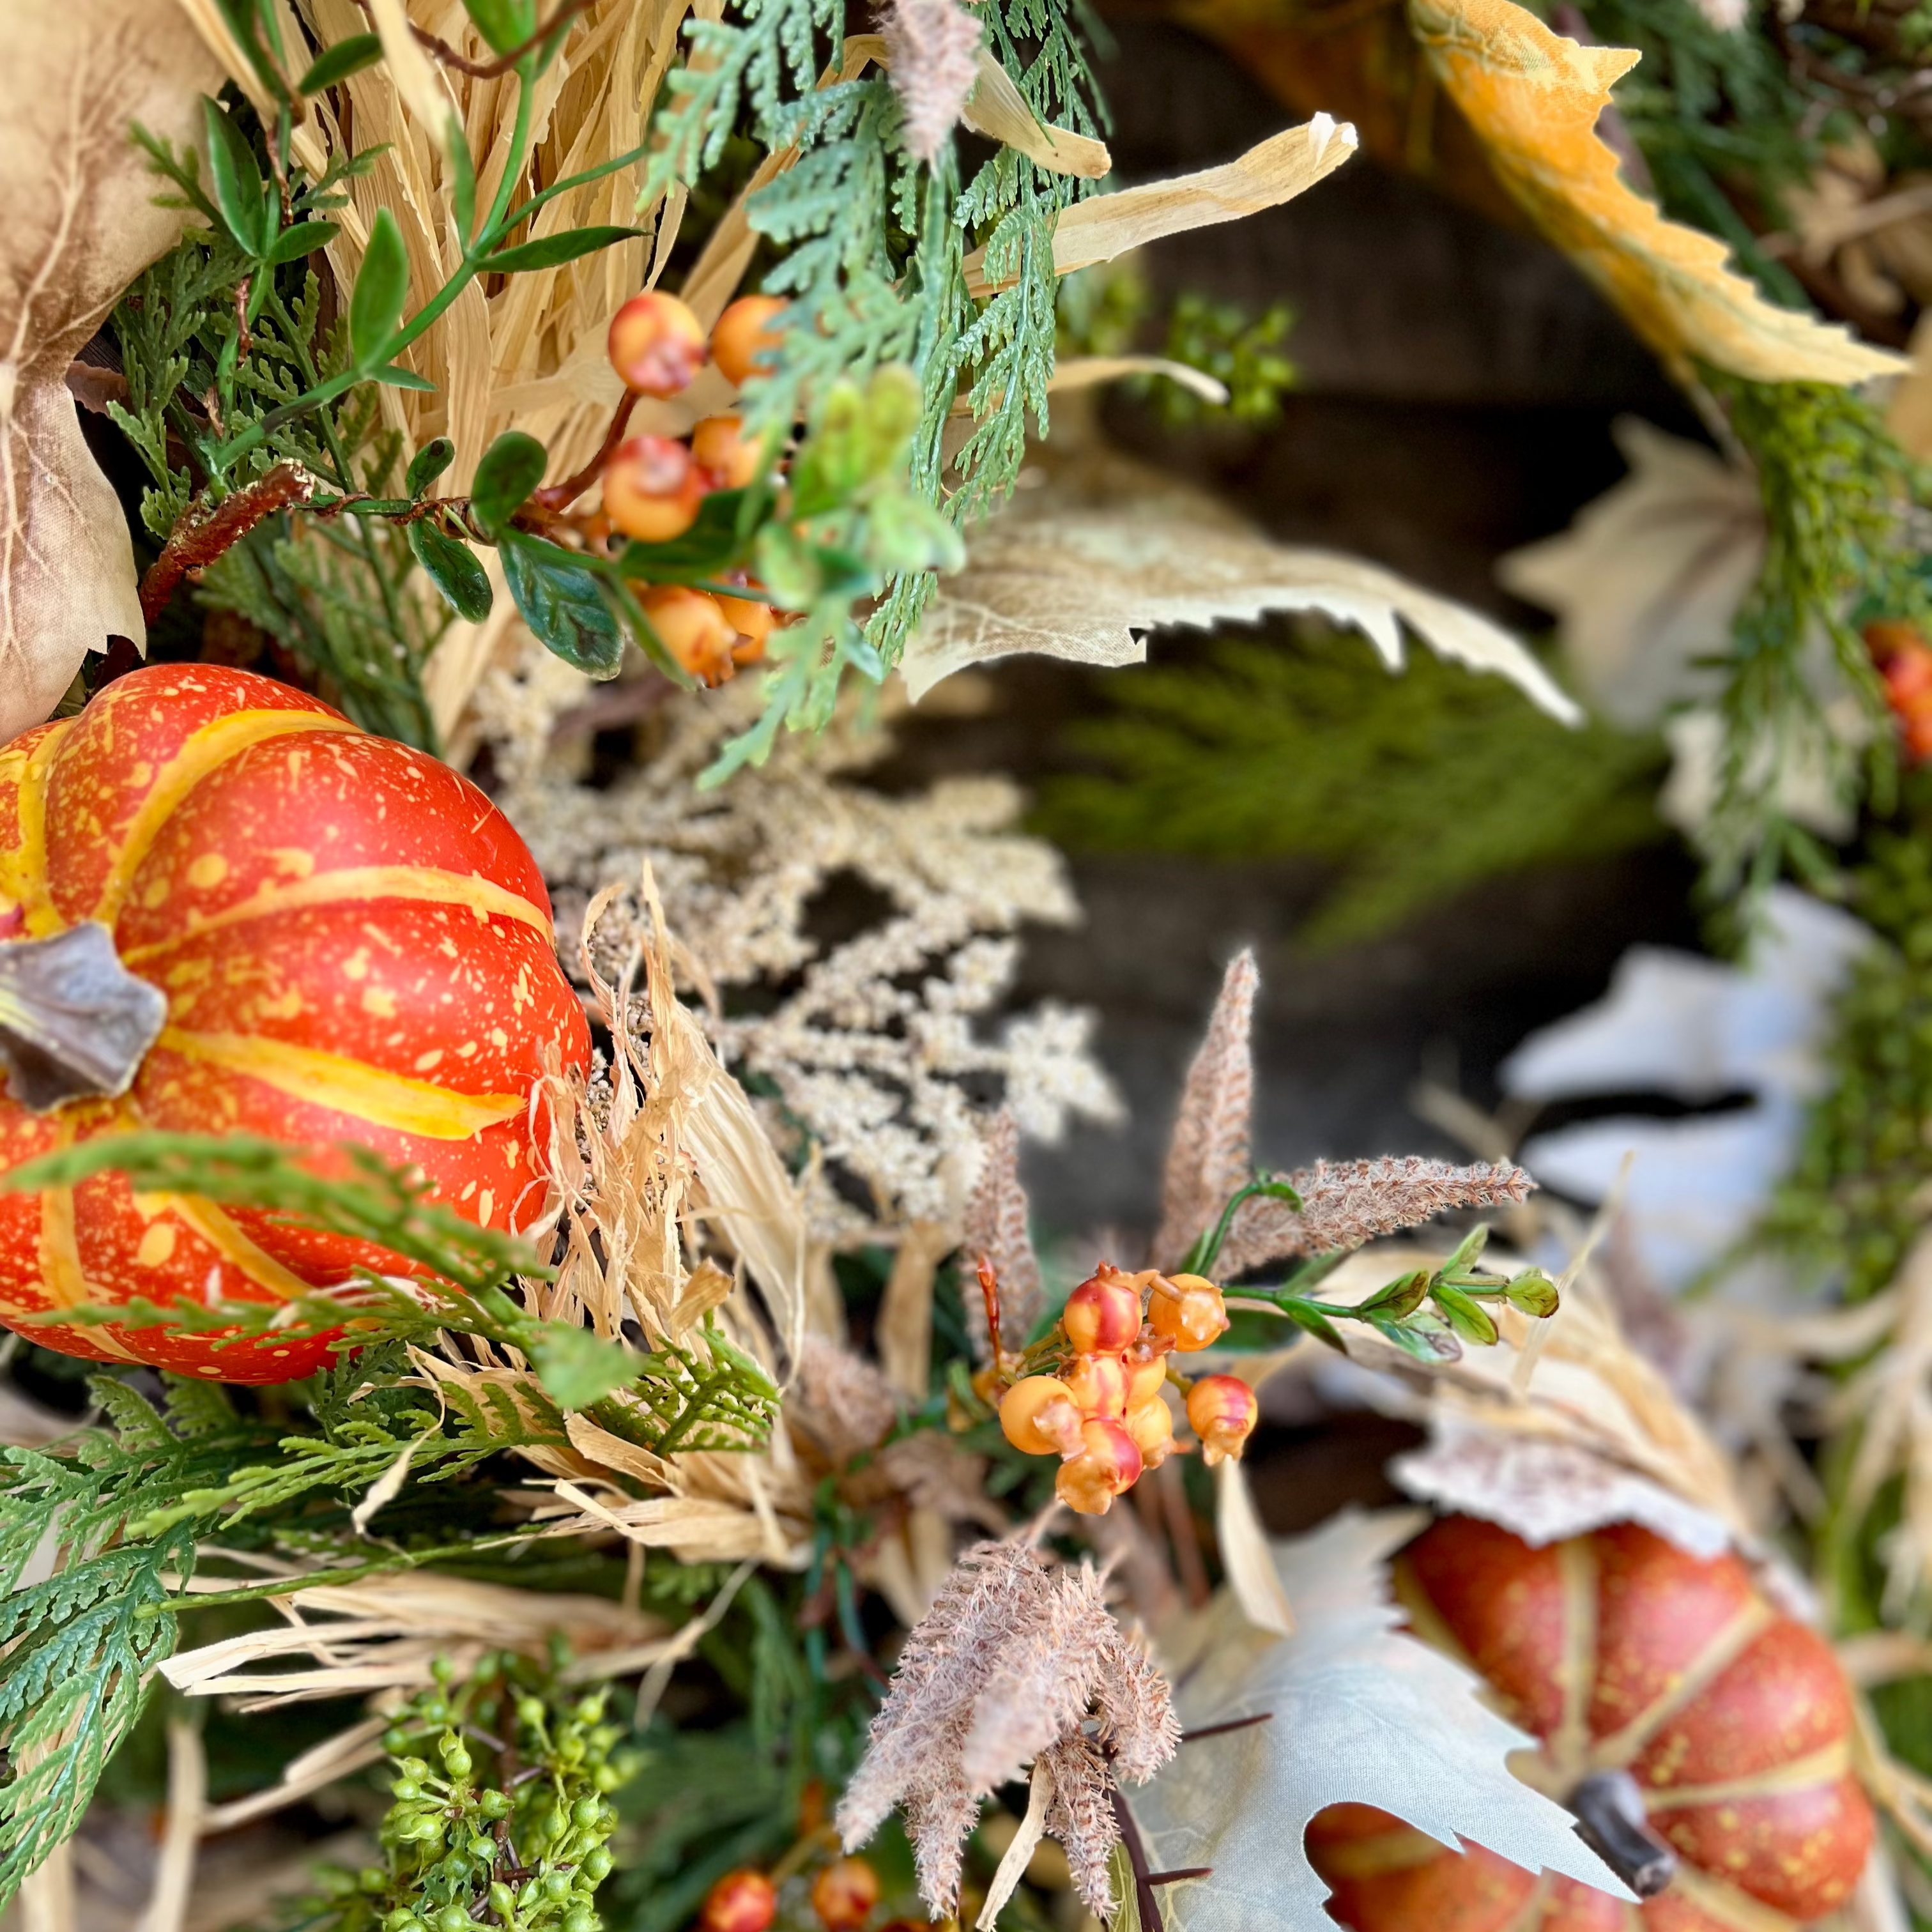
[1035,627,1669,945]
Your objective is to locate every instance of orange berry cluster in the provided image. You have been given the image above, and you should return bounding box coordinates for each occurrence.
[1867,618,1932,762]
[599,290,790,688]
[698,1857,891,1932]
[997,1264,1259,1516]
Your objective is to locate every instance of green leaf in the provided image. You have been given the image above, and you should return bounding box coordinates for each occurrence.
[449,118,479,249]
[202,98,267,256]
[470,431,548,537]
[865,492,966,576]
[1430,1282,1499,1348]
[501,535,623,675]
[528,1323,637,1411]
[1279,1300,1347,1353]
[1438,1225,1491,1278]
[409,522,493,623]
[1354,1269,1429,1321]
[297,33,383,93]
[479,225,645,274]
[461,0,539,55]
[264,220,340,265]
[753,523,821,607]
[372,364,436,392]
[349,209,410,368]
[1504,1268,1560,1319]
[1368,1314,1461,1363]
[406,438,456,498]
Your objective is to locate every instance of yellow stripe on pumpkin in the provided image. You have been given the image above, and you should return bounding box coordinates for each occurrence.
[158,1027,525,1140]
[37,1179,139,1360]
[1665,1862,1805,1932]
[93,709,356,926]
[1590,1598,1777,1772]
[156,1192,314,1302]
[120,865,553,963]
[1639,1741,1853,1811]
[0,720,75,937]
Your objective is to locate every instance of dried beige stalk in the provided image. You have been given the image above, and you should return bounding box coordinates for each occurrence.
[1220,1156,1535,1276]
[504,684,1121,1238]
[881,0,983,164]
[838,1538,1178,1919]
[962,1112,1043,1363]
[1152,950,1259,1273]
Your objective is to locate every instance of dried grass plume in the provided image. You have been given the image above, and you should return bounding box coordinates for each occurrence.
[881,0,985,164]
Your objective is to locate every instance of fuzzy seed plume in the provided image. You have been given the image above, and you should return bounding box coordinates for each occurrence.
[882,0,985,164]
[1220,1156,1535,1275]
[1153,949,1258,1271]
[792,1333,902,1462]
[838,1537,1178,1917]
[962,1110,1042,1363]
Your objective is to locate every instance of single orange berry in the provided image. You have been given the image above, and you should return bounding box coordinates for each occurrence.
[710,295,787,386]
[1063,1265,1144,1356]
[1149,1273,1229,1353]
[1123,1344,1170,1409]
[1124,1393,1176,1467]
[716,591,776,648]
[601,435,705,544]
[812,1857,881,1931]
[641,585,737,686]
[1055,1417,1143,1515]
[608,291,707,397]
[691,413,766,490]
[1186,1374,1258,1466]
[700,1869,778,1932]
[1063,1351,1129,1419]
[999,1375,1084,1457]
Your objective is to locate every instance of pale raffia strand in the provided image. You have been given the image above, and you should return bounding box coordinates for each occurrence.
[962,1110,1043,1363]
[1220,1156,1535,1276]
[1151,949,1258,1272]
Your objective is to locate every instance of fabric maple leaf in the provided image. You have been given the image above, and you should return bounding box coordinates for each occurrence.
[837,1538,1179,1918]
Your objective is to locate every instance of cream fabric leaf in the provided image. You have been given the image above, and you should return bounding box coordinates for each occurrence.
[1133,1510,1627,1932]
[0,3,219,742]
[1498,419,1765,730]
[905,453,1582,723]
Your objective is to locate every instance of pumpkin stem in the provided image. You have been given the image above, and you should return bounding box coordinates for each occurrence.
[0,924,168,1114]
[1567,1770,1676,1899]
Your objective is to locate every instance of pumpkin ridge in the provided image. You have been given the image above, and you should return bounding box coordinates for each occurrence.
[0,721,74,937]
[1552,1537,1600,1779]
[154,1028,526,1142]
[1662,1860,1802,1932]
[90,709,356,928]
[1638,1743,1852,1812]
[34,1169,139,1363]
[118,866,555,965]
[1588,1601,1777,1773]
[1390,1552,1482,1674]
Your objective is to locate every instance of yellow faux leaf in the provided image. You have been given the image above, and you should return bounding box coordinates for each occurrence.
[1407,0,1909,385]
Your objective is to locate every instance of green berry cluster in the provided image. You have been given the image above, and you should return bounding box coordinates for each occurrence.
[302,1652,636,1932]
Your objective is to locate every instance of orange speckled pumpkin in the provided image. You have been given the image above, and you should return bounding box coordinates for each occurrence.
[1307,1516,1873,1932]
[0,665,590,1382]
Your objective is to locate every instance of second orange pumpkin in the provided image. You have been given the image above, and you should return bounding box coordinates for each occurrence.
[1308,1516,1873,1932]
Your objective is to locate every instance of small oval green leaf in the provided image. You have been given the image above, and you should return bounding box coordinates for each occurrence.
[501,534,622,676]
[264,220,340,266]
[461,0,539,56]
[298,32,383,93]
[470,431,548,537]
[406,438,457,499]
[479,225,645,275]
[203,98,267,256]
[348,208,410,368]
[408,523,494,624]
[371,364,436,392]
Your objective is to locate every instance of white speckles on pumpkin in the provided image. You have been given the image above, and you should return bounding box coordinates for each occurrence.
[414,1049,444,1072]
[136,1223,177,1268]
[362,988,398,1018]
[343,947,371,982]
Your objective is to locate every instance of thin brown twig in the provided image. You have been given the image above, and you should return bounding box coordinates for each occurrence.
[533,390,639,512]
[351,0,598,79]
[139,463,314,626]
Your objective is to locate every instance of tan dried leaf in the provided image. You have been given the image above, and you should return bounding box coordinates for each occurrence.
[904,447,1583,724]
[0,6,219,739]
